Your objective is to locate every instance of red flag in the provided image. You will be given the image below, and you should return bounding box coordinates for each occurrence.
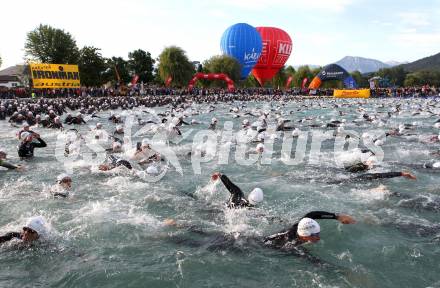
[131,74,139,85]
[165,76,172,87]
[301,78,308,89]
[285,76,293,89]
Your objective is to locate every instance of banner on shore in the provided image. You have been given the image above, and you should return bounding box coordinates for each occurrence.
[30,64,80,88]
[333,89,370,98]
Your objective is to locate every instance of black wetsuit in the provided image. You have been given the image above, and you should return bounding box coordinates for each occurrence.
[329,172,403,184]
[18,138,47,158]
[263,211,338,249]
[48,122,63,129]
[353,172,403,181]
[344,162,369,173]
[64,116,73,124]
[0,232,21,243]
[108,155,132,170]
[220,175,252,208]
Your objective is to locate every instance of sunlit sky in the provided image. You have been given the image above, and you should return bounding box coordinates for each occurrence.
[1,0,440,69]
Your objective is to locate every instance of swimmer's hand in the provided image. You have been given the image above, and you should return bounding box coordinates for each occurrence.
[15,165,25,172]
[401,172,417,180]
[336,214,356,224]
[211,172,221,181]
[163,219,177,226]
[99,164,111,171]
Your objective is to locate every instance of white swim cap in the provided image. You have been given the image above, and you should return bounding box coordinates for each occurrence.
[256,143,265,152]
[146,165,159,175]
[433,162,440,169]
[96,123,102,128]
[113,142,122,149]
[21,132,31,140]
[292,128,300,137]
[374,139,384,146]
[57,173,71,183]
[24,216,47,236]
[212,117,217,123]
[248,188,264,205]
[141,139,149,147]
[297,218,320,237]
[23,122,30,128]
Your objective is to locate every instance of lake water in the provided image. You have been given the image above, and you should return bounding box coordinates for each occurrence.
[1,97,439,288]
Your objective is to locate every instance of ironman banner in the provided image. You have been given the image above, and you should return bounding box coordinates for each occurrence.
[333,89,370,98]
[30,64,80,88]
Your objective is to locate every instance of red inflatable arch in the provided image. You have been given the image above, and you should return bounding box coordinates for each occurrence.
[188,73,235,91]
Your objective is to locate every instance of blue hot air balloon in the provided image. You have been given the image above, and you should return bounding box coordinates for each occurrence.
[220,23,263,79]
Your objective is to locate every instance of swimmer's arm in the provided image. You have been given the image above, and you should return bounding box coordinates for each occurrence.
[220,175,245,198]
[34,137,47,148]
[0,232,21,243]
[359,171,416,180]
[0,161,19,170]
[303,211,356,224]
[263,231,289,243]
[303,211,338,220]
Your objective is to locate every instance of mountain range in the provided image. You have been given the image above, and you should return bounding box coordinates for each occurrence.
[335,56,390,73]
[399,52,440,72]
[294,57,407,74]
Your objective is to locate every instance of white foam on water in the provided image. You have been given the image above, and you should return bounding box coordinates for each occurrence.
[351,185,392,202]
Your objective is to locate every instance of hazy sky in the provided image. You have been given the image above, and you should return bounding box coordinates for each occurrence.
[1,0,440,69]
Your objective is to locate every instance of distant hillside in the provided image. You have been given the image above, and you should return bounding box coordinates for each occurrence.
[386,61,408,67]
[400,52,440,72]
[335,56,390,73]
[293,64,320,70]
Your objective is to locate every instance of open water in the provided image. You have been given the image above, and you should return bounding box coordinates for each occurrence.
[1,98,439,288]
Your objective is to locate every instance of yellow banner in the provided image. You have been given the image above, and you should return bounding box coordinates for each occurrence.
[333,89,370,98]
[30,63,80,88]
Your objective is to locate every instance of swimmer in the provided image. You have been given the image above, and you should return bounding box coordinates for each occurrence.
[263,211,356,249]
[329,171,417,184]
[50,174,72,198]
[0,216,48,244]
[0,149,24,171]
[17,132,47,159]
[209,118,218,130]
[99,155,133,171]
[211,172,264,208]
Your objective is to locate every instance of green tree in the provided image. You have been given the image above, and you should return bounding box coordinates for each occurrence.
[284,65,296,87]
[78,46,106,87]
[376,66,407,87]
[103,57,131,84]
[157,46,195,87]
[350,71,369,88]
[241,74,259,88]
[202,55,241,87]
[293,66,314,87]
[128,49,155,83]
[404,70,440,87]
[271,66,288,89]
[403,73,420,87]
[24,24,79,64]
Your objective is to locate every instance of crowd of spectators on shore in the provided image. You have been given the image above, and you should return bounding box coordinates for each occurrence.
[0,85,439,100]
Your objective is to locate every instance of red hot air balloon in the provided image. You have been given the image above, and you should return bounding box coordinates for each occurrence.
[252,27,292,86]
